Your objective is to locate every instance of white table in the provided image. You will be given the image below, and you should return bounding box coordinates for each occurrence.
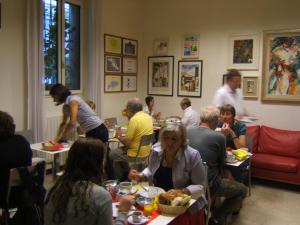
[30,143,70,180]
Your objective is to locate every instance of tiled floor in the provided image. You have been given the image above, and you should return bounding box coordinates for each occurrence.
[44,176,300,225]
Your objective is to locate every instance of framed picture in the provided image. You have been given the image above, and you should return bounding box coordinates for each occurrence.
[228,33,260,70]
[122,75,137,92]
[148,56,174,96]
[242,76,259,98]
[123,57,137,74]
[153,38,169,56]
[122,38,138,56]
[178,60,203,97]
[104,55,122,73]
[104,34,122,54]
[182,35,200,59]
[262,29,300,102]
[104,75,122,93]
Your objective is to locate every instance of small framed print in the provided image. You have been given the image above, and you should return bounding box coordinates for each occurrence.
[243,76,259,98]
[122,38,138,56]
[123,57,137,74]
[104,34,122,54]
[104,75,122,93]
[104,55,122,73]
[153,38,169,56]
[182,35,200,59]
[122,75,137,92]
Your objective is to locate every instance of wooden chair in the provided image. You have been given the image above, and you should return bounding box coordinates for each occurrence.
[130,133,154,171]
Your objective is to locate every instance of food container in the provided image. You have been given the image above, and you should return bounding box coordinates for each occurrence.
[158,203,189,215]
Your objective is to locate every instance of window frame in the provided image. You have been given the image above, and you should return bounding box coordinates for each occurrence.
[44,0,83,95]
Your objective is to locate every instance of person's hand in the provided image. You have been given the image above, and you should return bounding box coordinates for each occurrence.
[128,169,142,182]
[118,195,135,212]
[220,123,230,135]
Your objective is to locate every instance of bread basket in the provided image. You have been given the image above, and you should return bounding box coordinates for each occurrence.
[158,203,189,215]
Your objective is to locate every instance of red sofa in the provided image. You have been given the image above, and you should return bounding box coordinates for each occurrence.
[247,125,300,185]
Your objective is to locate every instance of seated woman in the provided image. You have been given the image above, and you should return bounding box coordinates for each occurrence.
[218,104,248,182]
[0,111,32,208]
[129,119,206,225]
[44,138,134,225]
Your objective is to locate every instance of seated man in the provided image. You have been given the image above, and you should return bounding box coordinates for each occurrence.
[180,98,200,128]
[187,106,247,225]
[0,111,32,209]
[110,98,153,180]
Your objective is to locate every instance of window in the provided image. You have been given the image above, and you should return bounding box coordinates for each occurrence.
[43,0,81,91]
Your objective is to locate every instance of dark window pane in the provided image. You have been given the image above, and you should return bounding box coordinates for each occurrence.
[43,0,58,90]
[64,2,80,90]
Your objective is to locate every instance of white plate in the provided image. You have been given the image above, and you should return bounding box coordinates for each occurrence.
[225,158,238,164]
[137,186,165,198]
[127,215,148,225]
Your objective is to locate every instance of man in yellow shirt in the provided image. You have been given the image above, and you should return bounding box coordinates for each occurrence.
[110,98,153,180]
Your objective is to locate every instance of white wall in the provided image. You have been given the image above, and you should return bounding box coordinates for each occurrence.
[137,0,300,130]
[0,0,26,130]
[0,0,299,132]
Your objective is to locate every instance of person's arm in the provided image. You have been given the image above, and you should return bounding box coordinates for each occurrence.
[116,135,132,148]
[55,100,78,142]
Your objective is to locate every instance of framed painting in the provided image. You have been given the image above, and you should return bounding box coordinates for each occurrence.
[228,33,260,70]
[122,75,137,92]
[122,38,138,56]
[178,60,203,97]
[262,29,300,102]
[104,55,122,73]
[182,35,200,59]
[153,38,169,56]
[148,56,174,96]
[104,75,122,93]
[123,57,137,74]
[242,76,259,98]
[104,34,122,54]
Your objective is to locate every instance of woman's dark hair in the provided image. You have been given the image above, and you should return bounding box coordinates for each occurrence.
[0,111,15,139]
[220,104,236,118]
[49,83,71,104]
[45,138,106,223]
[145,96,154,106]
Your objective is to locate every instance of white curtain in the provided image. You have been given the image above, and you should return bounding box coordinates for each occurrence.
[87,0,103,116]
[26,0,45,142]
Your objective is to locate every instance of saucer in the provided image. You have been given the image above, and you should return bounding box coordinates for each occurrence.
[127,215,148,225]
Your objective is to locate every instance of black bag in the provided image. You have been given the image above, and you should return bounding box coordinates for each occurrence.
[10,161,46,225]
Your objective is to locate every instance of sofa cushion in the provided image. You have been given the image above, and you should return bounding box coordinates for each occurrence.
[252,153,299,173]
[246,125,260,153]
[258,126,300,158]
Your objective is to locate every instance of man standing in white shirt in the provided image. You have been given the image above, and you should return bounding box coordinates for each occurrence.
[180,98,200,128]
[213,69,246,117]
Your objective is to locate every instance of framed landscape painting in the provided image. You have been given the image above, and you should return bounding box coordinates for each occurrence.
[262,29,300,102]
[228,33,259,70]
[148,56,174,96]
[104,34,122,54]
[178,60,203,97]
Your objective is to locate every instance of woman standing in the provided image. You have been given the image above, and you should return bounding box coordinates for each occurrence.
[50,84,108,143]
[44,138,134,225]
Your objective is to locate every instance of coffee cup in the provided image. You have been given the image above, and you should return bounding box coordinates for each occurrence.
[131,211,143,223]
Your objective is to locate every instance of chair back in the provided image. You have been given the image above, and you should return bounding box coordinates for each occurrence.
[132,133,154,171]
[105,117,118,128]
[15,130,34,144]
